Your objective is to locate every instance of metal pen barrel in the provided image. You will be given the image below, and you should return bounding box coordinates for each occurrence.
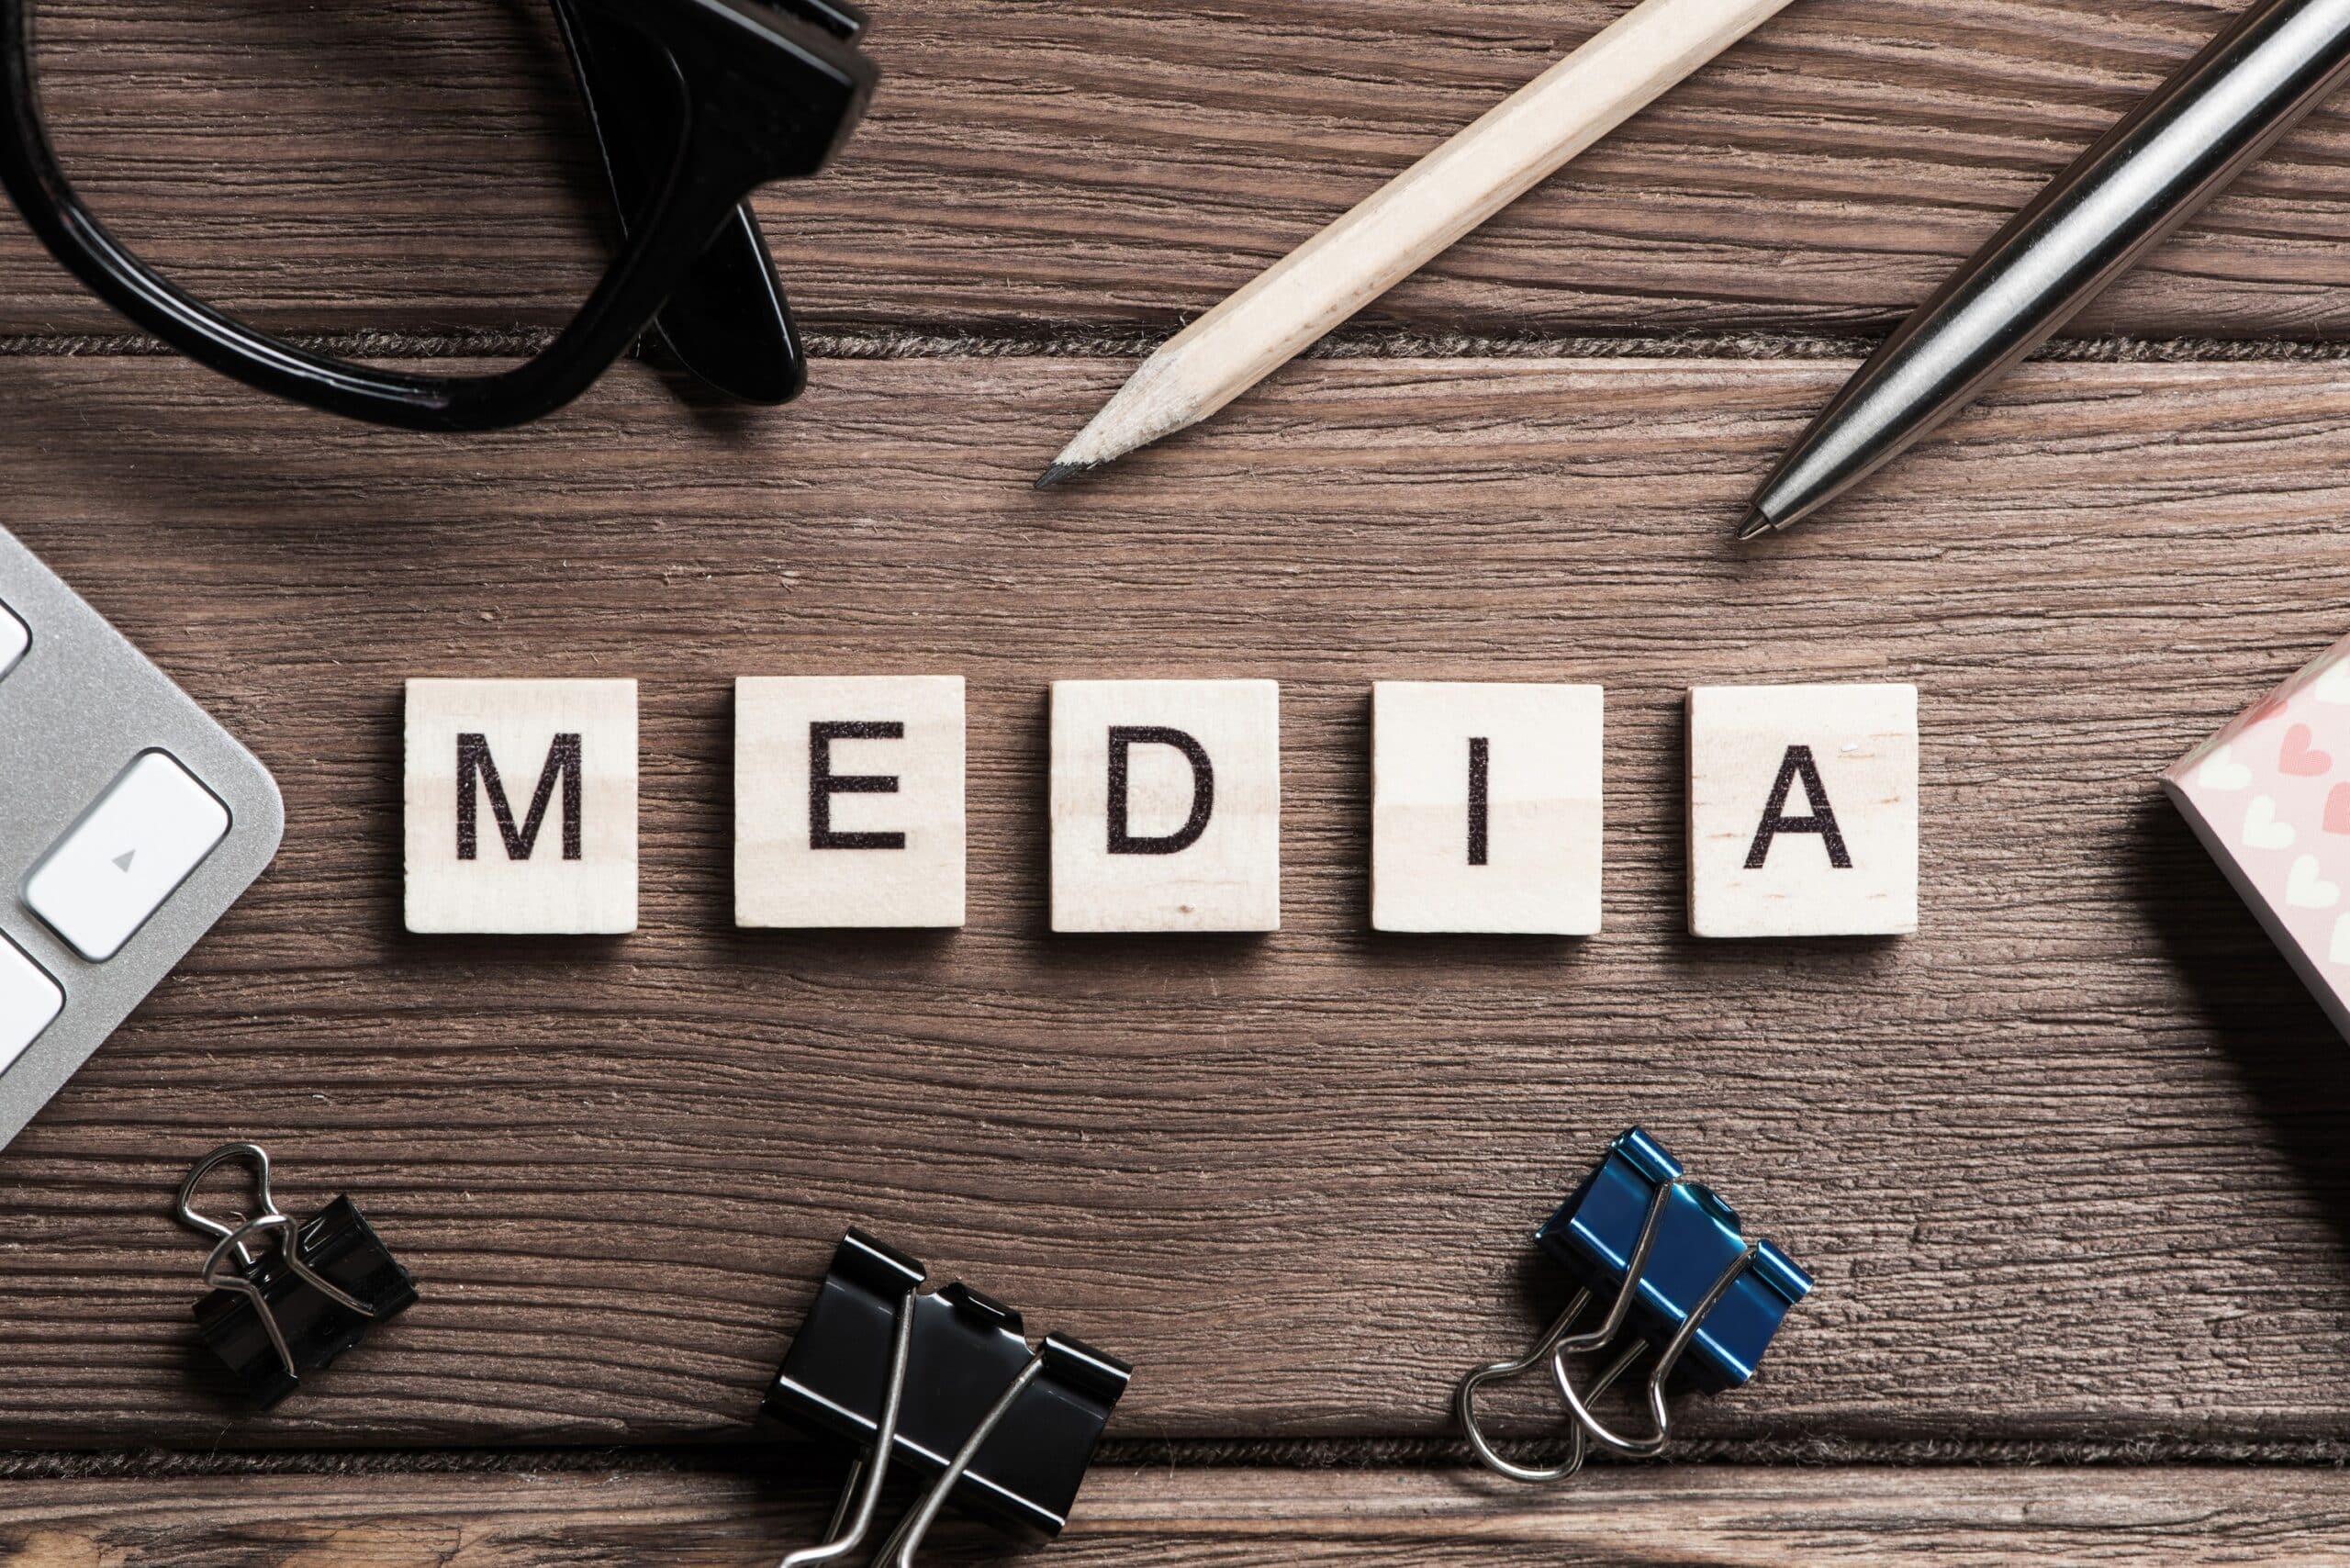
[1744,0,2350,537]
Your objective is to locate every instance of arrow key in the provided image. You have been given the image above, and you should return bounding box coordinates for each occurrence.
[24,752,230,961]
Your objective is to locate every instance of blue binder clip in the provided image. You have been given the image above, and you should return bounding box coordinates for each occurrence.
[1455,1128,1812,1483]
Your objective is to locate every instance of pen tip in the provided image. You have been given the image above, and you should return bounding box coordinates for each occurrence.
[1035,461,1094,491]
[1734,505,1776,543]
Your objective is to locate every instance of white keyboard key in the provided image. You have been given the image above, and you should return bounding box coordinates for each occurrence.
[25,751,231,961]
[0,935,62,1075]
[0,599,24,682]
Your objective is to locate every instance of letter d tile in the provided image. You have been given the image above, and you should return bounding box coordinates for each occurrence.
[404,678,639,935]
[1050,679,1280,933]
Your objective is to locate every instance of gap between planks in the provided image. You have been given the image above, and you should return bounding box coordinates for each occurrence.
[6,1438,2350,1482]
[0,1464,2343,1565]
[17,327,2350,364]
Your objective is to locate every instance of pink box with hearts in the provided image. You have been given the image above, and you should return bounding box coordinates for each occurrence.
[2165,636,2350,1041]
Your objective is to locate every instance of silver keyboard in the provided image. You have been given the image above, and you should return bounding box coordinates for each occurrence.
[0,527,281,1150]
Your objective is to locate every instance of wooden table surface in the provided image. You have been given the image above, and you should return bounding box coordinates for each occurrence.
[6,0,2350,1561]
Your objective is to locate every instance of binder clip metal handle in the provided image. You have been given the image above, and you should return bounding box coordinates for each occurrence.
[781,1268,917,1568]
[1456,1174,1707,1483]
[1453,1129,1811,1485]
[1454,1288,1640,1483]
[868,1340,1048,1568]
[769,1229,1131,1563]
[1544,1178,1761,1462]
[175,1142,378,1384]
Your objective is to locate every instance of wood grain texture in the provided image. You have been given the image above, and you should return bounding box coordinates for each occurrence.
[19,0,2350,340]
[0,353,2345,1447]
[1,1464,2345,1565]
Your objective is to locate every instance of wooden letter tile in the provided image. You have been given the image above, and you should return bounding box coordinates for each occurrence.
[735,676,966,929]
[1687,683,1919,938]
[1371,681,1603,934]
[404,678,638,935]
[1050,679,1280,933]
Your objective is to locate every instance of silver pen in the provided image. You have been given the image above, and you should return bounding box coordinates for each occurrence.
[1740,0,2350,541]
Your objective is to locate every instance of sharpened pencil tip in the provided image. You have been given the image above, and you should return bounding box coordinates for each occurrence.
[1035,461,1095,491]
[1734,505,1777,543]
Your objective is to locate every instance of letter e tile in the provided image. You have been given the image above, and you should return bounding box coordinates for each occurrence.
[735,675,966,928]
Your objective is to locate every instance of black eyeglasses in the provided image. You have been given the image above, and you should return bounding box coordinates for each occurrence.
[0,0,876,431]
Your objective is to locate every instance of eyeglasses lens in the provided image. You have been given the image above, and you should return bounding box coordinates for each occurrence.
[28,0,615,369]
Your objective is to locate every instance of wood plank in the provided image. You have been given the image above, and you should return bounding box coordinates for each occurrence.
[14,0,2350,339]
[1,1463,2345,1564]
[0,353,2345,1446]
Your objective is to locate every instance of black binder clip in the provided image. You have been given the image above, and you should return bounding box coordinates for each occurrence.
[1455,1127,1811,1483]
[173,1143,418,1409]
[766,1229,1132,1565]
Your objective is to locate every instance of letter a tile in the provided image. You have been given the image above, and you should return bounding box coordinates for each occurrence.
[1687,683,1918,938]
[1371,682,1603,934]
[1050,680,1280,933]
[404,678,639,935]
[735,676,966,928]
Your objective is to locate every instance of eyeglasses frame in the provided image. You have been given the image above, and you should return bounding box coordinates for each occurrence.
[0,0,876,431]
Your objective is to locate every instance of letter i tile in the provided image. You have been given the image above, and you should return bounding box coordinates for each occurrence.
[1049,679,1280,933]
[1371,681,1603,934]
[1687,683,1918,938]
[403,678,639,935]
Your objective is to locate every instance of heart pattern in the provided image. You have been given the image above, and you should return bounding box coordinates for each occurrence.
[2326,785,2350,837]
[2288,855,2342,910]
[2175,649,2350,996]
[2280,723,2333,777]
[2197,744,2252,792]
[2244,795,2296,851]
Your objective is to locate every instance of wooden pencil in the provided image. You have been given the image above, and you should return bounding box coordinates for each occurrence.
[1037,0,1801,487]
